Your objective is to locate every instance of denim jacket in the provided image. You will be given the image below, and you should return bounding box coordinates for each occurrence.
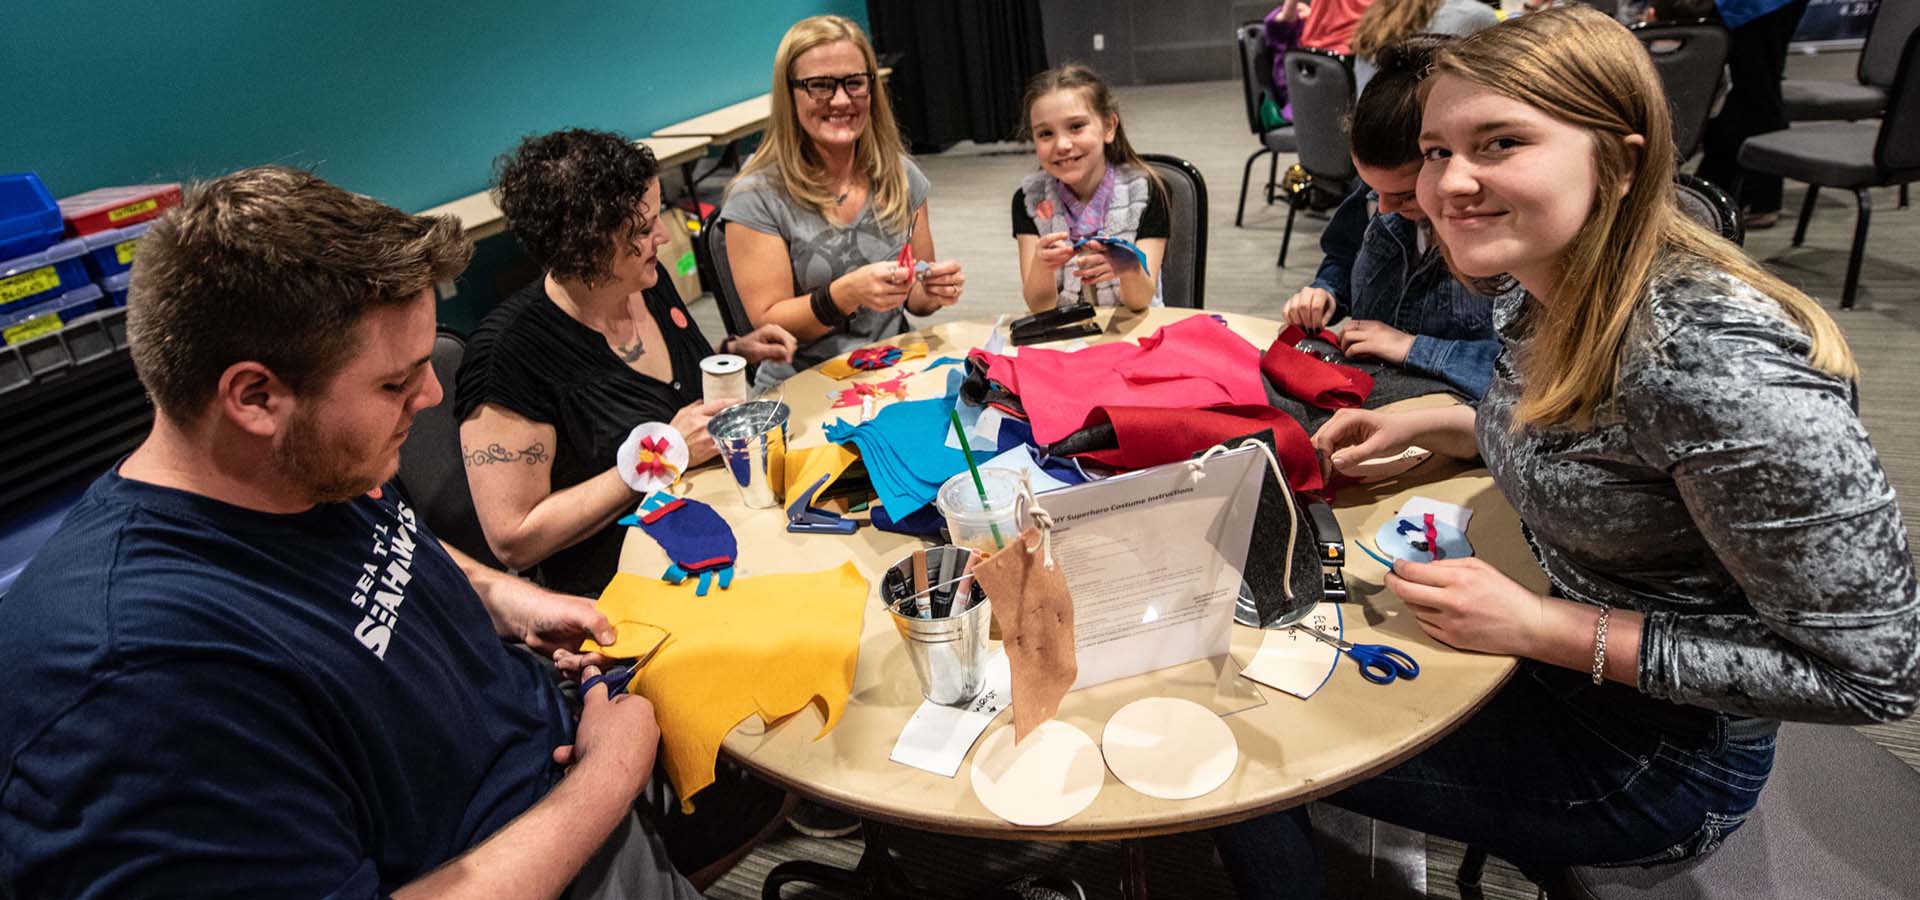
[1310,185,1502,398]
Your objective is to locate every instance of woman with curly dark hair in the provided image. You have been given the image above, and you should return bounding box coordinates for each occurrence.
[455,128,797,597]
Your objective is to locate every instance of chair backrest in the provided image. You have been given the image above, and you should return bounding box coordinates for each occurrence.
[1141,153,1208,309]
[395,329,504,570]
[1875,26,1920,175]
[1237,23,1275,136]
[1282,49,1357,184]
[1632,22,1730,160]
[1861,0,1920,89]
[704,216,754,339]
[1672,173,1743,245]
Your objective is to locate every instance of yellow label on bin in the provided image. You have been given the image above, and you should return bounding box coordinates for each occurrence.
[0,266,61,305]
[108,198,159,223]
[4,312,62,345]
[116,239,140,266]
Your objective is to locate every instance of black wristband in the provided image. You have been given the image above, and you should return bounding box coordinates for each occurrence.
[811,283,849,328]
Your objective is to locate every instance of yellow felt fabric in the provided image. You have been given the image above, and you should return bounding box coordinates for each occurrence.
[783,442,860,504]
[584,563,869,811]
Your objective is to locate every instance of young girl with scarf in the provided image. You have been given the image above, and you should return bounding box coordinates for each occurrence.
[1013,64,1170,312]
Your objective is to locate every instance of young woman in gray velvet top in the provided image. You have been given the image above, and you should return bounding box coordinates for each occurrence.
[1216,9,1917,897]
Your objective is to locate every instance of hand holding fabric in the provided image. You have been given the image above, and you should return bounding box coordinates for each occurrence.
[1282,286,1337,329]
[917,259,966,306]
[1073,245,1120,285]
[483,579,617,658]
[1036,230,1076,271]
[836,261,913,313]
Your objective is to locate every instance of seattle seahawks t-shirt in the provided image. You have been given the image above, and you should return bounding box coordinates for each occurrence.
[0,470,572,898]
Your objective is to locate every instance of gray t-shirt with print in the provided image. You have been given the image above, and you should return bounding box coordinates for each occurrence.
[724,158,932,387]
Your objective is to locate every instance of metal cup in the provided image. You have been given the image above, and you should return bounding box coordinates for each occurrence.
[707,400,789,509]
[883,546,993,705]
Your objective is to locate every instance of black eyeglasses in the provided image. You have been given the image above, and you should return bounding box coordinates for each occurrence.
[788,72,873,102]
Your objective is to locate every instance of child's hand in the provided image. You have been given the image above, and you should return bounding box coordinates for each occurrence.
[1340,319,1415,365]
[1073,243,1121,285]
[1036,231,1076,271]
[1282,287,1336,328]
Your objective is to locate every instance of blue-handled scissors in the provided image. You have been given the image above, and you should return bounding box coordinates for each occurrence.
[1294,625,1420,684]
[580,665,638,698]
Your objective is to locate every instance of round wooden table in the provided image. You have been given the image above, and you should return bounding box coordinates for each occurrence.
[619,307,1547,889]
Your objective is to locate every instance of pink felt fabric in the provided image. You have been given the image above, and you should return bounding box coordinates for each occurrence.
[970,317,1268,444]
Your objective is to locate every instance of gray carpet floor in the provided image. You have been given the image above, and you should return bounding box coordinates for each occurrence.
[687,46,1920,899]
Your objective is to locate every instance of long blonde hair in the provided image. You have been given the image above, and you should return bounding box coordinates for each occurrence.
[1432,7,1855,428]
[735,15,914,235]
[1352,0,1444,61]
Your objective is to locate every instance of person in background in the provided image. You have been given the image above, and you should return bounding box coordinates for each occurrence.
[0,166,700,900]
[1014,63,1170,313]
[1280,35,1502,400]
[725,14,965,390]
[1349,0,1498,90]
[1695,0,1812,229]
[1219,9,1917,897]
[1275,0,1379,54]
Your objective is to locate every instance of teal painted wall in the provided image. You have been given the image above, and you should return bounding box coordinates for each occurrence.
[4,1,863,212]
[5,1,863,327]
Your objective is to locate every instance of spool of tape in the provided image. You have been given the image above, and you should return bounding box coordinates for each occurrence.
[701,354,748,403]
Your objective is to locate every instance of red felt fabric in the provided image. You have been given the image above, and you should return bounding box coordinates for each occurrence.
[1070,404,1323,494]
[1262,326,1375,410]
[970,317,1268,444]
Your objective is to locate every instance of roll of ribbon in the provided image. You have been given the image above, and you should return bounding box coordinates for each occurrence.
[701,354,748,402]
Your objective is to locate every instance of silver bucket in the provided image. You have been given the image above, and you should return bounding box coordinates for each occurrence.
[883,546,993,705]
[707,400,789,509]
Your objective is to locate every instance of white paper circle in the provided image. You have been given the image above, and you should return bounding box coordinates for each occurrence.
[615,422,689,493]
[1100,697,1239,800]
[969,720,1104,827]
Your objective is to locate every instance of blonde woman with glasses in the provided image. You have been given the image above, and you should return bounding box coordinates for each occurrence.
[725,15,965,390]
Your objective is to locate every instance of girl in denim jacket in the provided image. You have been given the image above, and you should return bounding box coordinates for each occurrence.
[1281,35,1504,399]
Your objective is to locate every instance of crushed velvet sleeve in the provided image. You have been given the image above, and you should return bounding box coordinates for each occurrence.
[1621,302,1920,724]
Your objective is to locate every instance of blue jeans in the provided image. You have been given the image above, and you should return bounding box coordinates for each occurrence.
[1212,663,1777,900]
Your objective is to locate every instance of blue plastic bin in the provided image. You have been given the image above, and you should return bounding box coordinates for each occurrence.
[0,174,63,261]
[0,239,88,316]
[0,282,102,346]
[79,221,151,280]
[103,269,131,307]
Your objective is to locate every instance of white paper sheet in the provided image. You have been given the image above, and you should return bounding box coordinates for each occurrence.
[1399,496,1473,534]
[889,652,1013,777]
[1029,446,1266,690]
[981,445,1073,494]
[1239,605,1343,699]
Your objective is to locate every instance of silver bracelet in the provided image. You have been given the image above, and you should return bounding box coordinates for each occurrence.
[1590,606,1612,685]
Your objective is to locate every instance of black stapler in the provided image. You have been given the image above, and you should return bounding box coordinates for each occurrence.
[1009,300,1099,346]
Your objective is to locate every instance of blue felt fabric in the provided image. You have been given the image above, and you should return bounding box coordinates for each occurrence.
[826,379,993,517]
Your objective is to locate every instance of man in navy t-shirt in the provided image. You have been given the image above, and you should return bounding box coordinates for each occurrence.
[0,167,700,899]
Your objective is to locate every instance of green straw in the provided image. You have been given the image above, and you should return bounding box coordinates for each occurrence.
[948,408,1005,550]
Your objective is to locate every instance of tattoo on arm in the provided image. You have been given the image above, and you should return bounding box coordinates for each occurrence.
[463,442,550,467]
